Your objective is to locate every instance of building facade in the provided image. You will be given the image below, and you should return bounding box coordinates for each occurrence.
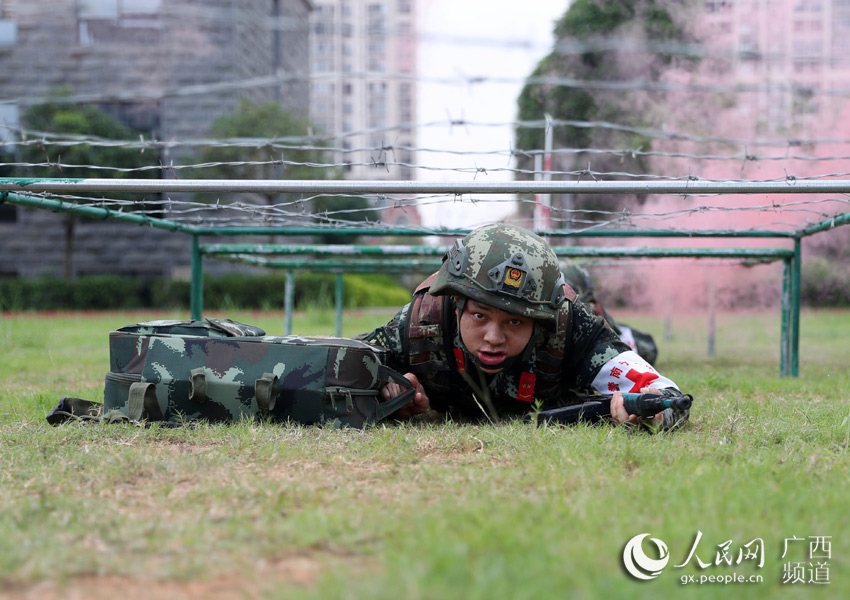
[0,0,313,279]
[309,0,416,183]
[701,0,850,139]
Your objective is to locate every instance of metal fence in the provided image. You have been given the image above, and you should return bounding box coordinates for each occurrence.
[4,177,850,378]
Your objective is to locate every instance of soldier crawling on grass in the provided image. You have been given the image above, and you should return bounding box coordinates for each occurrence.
[361,223,689,428]
[561,260,660,366]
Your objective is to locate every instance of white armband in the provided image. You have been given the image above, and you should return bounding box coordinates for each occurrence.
[591,350,678,395]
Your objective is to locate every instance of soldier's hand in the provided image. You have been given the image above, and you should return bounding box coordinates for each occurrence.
[610,387,664,424]
[383,373,429,419]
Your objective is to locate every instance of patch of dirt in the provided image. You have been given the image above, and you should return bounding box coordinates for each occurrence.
[1,551,375,600]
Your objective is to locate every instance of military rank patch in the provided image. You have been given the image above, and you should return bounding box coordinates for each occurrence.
[453,348,466,374]
[518,372,535,402]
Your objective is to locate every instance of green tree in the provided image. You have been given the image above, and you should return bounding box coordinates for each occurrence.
[192,101,377,243]
[515,0,698,223]
[15,88,161,278]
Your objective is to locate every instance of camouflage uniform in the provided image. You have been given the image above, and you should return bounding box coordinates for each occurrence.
[362,224,687,426]
[364,284,634,417]
[563,260,659,366]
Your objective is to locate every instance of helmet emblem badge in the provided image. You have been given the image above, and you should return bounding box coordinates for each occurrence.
[504,268,525,289]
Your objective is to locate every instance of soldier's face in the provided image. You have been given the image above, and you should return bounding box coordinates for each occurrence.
[458,299,534,373]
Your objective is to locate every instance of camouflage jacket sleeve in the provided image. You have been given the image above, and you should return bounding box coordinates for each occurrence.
[560,299,626,388]
[359,302,412,374]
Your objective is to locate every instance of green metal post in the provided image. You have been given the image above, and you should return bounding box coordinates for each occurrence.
[190,235,204,320]
[780,257,791,377]
[284,271,294,335]
[335,273,344,337]
[791,238,801,377]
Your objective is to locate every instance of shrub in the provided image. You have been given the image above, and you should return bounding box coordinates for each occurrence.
[342,273,411,308]
[801,257,850,307]
[149,278,190,309]
[0,272,414,311]
[0,276,142,310]
[72,275,143,309]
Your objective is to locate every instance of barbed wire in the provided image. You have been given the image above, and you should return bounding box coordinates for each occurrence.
[4,71,850,111]
[7,119,850,159]
[10,153,850,189]
[11,184,848,235]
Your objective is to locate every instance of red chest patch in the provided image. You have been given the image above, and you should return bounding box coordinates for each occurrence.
[453,348,466,374]
[518,372,536,402]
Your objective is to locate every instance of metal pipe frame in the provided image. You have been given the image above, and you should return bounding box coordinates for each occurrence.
[5,176,850,195]
[4,179,848,379]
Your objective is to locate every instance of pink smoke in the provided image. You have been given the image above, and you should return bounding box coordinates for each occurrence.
[586,0,850,315]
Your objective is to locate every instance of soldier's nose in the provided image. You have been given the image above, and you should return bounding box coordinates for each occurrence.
[483,324,506,344]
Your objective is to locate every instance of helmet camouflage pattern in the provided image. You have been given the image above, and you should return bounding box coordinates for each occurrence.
[429,223,567,325]
[562,260,597,304]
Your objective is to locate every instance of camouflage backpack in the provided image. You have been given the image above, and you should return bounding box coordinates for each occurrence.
[50,318,414,429]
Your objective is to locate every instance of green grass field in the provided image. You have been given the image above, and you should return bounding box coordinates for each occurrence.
[1,307,848,599]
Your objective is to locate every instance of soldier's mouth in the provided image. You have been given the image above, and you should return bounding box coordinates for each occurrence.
[478,350,506,367]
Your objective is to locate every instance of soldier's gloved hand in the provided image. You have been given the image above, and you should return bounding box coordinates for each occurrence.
[609,387,663,425]
[382,373,429,419]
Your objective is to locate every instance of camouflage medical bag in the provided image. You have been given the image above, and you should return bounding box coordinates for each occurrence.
[97,318,415,428]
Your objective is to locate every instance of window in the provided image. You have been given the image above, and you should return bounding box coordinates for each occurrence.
[0,102,19,145]
[399,83,412,121]
[705,1,731,13]
[78,0,161,18]
[315,82,335,95]
[77,0,162,46]
[794,0,823,12]
[0,0,16,46]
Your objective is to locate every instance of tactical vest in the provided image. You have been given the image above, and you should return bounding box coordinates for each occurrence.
[404,274,574,416]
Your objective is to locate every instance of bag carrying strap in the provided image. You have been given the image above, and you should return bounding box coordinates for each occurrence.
[255,372,279,411]
[373,365,417,422]
[46,397,103,425]
[187,368,279,411]
[128,382,164,421]
[189,367,207,403]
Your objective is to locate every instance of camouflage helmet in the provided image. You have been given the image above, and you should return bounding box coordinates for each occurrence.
[429,223,567,325]
[562,260,596,304]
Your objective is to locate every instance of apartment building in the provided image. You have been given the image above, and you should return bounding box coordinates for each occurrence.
[309,0,416,182]
[0,0,313,279]
[701,0,850,137]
